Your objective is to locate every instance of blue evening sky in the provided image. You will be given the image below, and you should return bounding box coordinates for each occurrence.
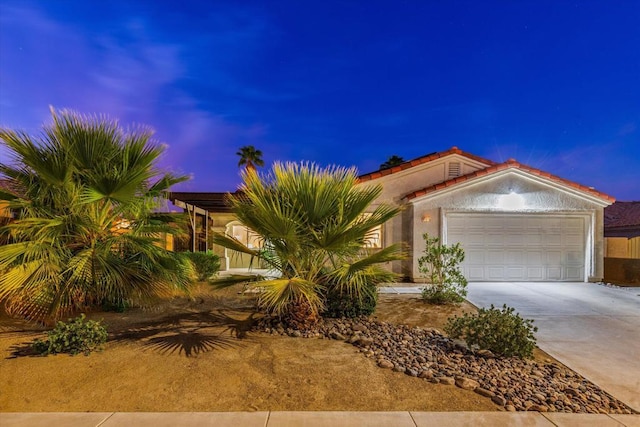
[1,1,638,200]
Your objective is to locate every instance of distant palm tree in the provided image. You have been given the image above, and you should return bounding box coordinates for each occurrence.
[380,155,405,170]
[236,145,264,171]
[0,108,194,323]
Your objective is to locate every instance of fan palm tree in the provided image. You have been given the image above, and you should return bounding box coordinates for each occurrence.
[212,162,404,328]
[380,155,405,170]
[0,108,194,323]
[236,145,264,171]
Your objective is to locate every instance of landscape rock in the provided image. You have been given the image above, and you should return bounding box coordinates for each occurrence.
[330,331,346,340]
[455,377,480,390]
[378,359,394,369]
[252,315,634,414]
[475,388,495,398]
[355,337,374,347]
[439,377,455,385]
[492,395,507,406]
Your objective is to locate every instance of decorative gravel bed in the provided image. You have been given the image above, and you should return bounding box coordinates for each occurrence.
[254,317,636,414]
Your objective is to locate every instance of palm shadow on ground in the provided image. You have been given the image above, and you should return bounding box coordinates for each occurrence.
[109,309,260,357]
[6,308,260,359]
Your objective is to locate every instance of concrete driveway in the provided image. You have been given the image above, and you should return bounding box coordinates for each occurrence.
[466,282,640,412]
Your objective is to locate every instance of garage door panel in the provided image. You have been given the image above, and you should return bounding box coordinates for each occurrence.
[546,251,563,265]
[526,251,543,265]
[466,251,484,263]
[527,267,544,280]
[447,214,585,282]
[505,250,524,264]
[546,234,562,245]
[486,251,504,263]
[487,267,505,280]
[565,267,581,280]
[565,251,583,264]
[547,267,562,280]
[467,267,485,281]
[506,267,525,280]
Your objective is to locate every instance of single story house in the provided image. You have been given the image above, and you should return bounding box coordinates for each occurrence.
[171,147,615,282]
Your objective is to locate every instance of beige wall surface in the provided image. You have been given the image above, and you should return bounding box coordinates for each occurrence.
[606,237,629,258]
[404,171,608,281]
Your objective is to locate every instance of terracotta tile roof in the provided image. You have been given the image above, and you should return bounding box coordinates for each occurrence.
[404,158,615,203]
[605,201,640,228]
[357,146,496,182]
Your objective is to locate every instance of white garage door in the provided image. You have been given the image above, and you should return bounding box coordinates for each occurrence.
[446,213,585,281]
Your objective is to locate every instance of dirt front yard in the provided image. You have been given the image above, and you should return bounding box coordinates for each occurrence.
[0,285,496,412]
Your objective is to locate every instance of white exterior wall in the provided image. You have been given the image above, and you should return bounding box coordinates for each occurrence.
[360,154,491,277]
[408,171,608,281]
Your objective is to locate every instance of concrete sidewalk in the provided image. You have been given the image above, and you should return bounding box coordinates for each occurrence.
[2,411,639,427]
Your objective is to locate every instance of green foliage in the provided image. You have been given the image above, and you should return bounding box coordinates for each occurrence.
[185,251,221,281]
[212,163,405,325]
[0,108,194,323]
[444,304,538,358]
[32,314,108,356]
[236,145,264,170]
[380,155,405,170]
[418,233,467,304]
[323,283,379,318]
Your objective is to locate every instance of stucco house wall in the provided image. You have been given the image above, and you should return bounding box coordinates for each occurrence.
[407,172,607,281]
[171,148,613,282]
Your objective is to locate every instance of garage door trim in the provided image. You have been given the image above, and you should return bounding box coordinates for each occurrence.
[442,211,593,282]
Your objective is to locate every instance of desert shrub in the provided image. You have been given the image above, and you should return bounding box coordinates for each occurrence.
[444,304,538,358]
[210,163,404,327]
[418,233,467,304]
[186,251,221,281]
[32,314,108,356]
[0,109,192,323]
[101,299,130,313]
[323,286,378,318]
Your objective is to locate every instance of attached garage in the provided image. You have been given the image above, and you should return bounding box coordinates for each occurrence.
[446,213,586,281]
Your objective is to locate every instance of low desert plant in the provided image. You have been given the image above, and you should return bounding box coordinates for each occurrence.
[444,304,538,358]
[185,251,221,281]
[323,284,379,318]
[418,233,467,304]
[32,314,108,356]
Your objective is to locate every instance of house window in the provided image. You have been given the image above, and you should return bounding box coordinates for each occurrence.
[364,223,383,248]
[448,162,461,178]
[231,225,263,249]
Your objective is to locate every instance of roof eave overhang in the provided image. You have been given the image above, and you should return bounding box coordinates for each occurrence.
[405,168,614,207]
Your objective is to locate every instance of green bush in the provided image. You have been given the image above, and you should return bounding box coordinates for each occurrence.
[32,314,108,356]
[185,251,221,281]
[323,286,378,318]
[101,298,130,313]
[418,233,467,304]
[444,304,538,358]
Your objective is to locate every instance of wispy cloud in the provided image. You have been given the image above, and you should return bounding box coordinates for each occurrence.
[0,2,276,189]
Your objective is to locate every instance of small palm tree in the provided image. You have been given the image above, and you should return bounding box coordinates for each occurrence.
[0,108,194,323]
[380,155,405,170]
[212,162,404,328]
[236,145,264,171]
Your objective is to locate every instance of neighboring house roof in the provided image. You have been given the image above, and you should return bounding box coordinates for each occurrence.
[604,201,640,238]
[357,146,495,182]
[605,201,640,228]
[403,158,615,204]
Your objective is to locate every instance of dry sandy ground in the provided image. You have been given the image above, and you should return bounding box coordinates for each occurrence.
[0,285,502,412]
